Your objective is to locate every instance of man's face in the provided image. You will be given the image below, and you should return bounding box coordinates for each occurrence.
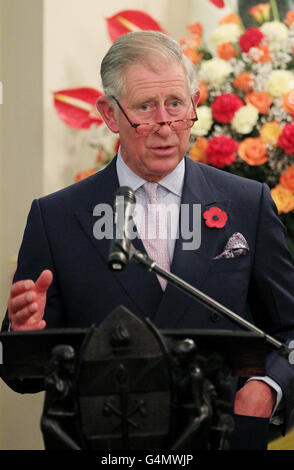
[116,61,195,181]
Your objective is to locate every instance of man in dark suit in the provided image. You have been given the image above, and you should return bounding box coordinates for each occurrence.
[3,31,294,450]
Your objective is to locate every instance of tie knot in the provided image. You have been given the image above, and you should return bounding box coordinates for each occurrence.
[143,182,158,203]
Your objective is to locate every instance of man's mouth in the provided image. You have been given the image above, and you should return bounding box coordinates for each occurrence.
[150,145,176,156]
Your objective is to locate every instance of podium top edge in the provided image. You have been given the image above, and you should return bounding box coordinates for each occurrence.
[0,327,264,339]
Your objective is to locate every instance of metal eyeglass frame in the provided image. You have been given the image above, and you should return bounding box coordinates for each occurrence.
[110,95,198,134]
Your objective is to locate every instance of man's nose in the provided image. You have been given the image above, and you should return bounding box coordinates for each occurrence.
[153,107,173,137]
[156,121,173,137]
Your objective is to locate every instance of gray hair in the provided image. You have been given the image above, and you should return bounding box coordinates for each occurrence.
[100,31,198,106]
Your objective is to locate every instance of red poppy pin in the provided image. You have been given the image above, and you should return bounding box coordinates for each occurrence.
[203,206,228,229]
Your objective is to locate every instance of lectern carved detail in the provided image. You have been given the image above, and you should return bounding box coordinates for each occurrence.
[37,306,258,450]
[0,305,267,450]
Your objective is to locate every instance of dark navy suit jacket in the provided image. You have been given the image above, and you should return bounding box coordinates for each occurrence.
[2,156,294,431]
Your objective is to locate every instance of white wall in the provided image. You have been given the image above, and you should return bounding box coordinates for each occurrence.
[0,0,45,450]
[0,0,4,448]
[0,0,4,316]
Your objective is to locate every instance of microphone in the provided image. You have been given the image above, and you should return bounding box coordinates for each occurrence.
[108,186,136,271]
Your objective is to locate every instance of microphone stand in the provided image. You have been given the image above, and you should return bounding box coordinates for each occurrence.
[126,245,291,359]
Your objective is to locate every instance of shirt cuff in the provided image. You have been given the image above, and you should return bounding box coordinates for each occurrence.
[247,376,283,424]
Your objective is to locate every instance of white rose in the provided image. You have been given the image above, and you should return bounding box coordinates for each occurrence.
[191,106,212,136]
[231,104,259,134]
[260,21,289,50]
[198,58,233,86]
[266,70,294,98]
[210,23,242,46]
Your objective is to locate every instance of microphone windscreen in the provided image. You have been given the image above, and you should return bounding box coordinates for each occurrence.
[114,186,136,204]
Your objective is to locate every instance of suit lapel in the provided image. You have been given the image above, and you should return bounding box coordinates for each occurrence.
[74,157,163,321]
[74,156,233,327]
[154,158,231,328]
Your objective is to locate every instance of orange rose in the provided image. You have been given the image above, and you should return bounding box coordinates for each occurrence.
[233,72,254,93]
[189,137,208,163]
[217,42,237,60]
[284,10,294,26]
[245,91,272,114]
[271,185,294,214]
[248,3,271,23]
[280,166,294,192]
[95,147,108,163]
[260,121,282,146]
[198,81,208,104]
[183,48,204,65]
[75,168,96,182]
[219,13,242,26]
[180,33,201,50]
[282,90,294,115]
[238,137,268,165]
[249,45,272,63]
[187,22,203,36]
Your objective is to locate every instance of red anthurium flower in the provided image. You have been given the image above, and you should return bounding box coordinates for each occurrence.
[208,0,225,7]
[203,207,228,228]
[114,138,121,154]
[53,88,103,129]
[106,10,166,43]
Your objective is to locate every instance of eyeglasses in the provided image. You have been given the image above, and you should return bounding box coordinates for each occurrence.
[111,96,198,136]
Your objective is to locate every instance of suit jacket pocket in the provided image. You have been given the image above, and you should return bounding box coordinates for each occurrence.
[210,255,250,273]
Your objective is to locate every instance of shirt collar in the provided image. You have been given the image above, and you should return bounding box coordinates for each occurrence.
[116,147,185,197]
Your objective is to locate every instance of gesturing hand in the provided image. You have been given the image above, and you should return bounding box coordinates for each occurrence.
[8,270,53,331]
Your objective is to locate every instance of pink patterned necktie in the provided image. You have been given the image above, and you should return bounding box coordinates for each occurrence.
[141,182,170,290]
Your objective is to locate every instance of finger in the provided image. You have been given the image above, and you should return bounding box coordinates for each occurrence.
[10,279,35,298]
[9,290,37,314]
[35,270,53,294]
[12,319,46,332]
[9,302,40,325]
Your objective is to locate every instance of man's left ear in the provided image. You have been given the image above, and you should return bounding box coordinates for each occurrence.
[96,95,119,133]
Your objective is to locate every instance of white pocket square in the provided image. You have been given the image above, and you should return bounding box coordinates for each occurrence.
[213,232,249,260]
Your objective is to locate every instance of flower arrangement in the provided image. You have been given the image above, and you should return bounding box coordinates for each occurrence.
[184,1,294,254]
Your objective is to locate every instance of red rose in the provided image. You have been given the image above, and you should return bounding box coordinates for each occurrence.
[206,135,238,168]
[211,93,244,123]
[239,27,264,53]
[203,207,228,228]
[278,124,294,155]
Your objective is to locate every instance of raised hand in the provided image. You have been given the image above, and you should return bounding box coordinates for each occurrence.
[8,270,53,331]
